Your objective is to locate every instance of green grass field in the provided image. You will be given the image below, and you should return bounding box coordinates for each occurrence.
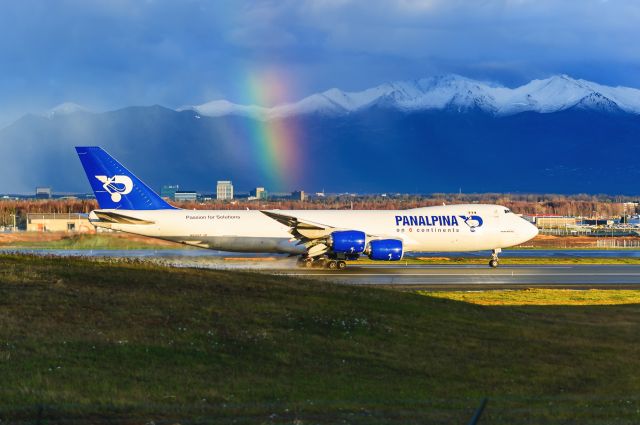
[1,254,640,424]
[2,233,184,250]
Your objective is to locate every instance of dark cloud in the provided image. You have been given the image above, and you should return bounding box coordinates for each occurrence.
[1,0,639,127]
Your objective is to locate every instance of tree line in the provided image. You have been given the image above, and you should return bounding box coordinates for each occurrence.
[0,195,636,227]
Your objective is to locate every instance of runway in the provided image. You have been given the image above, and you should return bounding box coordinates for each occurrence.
[274,264,640,289]
[5,248,640,289]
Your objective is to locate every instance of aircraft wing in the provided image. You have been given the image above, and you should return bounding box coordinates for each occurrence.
[260,210,336,241]
[261,210,350,256]
[261,210,392,258]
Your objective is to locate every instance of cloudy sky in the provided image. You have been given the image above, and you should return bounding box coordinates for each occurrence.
[1,0,639,127]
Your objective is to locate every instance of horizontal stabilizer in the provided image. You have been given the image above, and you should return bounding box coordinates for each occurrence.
[91,210,155,225]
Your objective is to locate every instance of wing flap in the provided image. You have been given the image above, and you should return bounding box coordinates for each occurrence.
[260,210,334,240]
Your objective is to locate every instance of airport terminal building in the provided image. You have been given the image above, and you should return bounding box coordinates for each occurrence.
[26,213,93,233]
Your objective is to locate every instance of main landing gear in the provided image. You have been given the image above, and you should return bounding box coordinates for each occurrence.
[297,256,347,270]
[489,248,501,268]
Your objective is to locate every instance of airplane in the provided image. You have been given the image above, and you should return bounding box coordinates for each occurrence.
[76,146,539,270]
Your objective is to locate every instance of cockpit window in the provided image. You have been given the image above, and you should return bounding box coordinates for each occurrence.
[504,209,511,213]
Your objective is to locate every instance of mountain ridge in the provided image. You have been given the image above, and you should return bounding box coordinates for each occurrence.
[2,74,640,194]
[23,74,640,125]
[178,74,640,120]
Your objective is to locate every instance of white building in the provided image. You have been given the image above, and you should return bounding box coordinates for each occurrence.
[249,187,267,200]
[174,191,197,202]
[35,187,52,199]
[217,181,234,200]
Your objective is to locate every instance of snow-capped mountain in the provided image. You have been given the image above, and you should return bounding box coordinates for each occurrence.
[180,99,267,118]
[180,74,640,119]
[3,74,640,194]
[42,102,89,119]
[45,102,88,118]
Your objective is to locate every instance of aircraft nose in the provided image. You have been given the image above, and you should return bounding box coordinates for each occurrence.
[521,218,539,241]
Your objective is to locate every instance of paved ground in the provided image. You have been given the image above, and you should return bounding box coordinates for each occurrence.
[8,249,640,290]
[273,264,640,290]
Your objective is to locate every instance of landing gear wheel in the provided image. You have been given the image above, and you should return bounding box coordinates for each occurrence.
[304,259,314,268]
[489,248,501,268]
[327,260,338,270]
[337,261,347,270]
[313,259,326,268]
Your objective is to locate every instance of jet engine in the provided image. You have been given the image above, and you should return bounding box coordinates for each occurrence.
[367,239,403,261]
[328,230,366,254]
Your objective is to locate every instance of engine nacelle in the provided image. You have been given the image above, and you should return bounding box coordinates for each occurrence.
[367,239,403,261]
[329,230,366,254]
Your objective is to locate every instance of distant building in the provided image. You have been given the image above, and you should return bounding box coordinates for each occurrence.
[35,187,52,199]
[581,218,614,226]
[623,202,639,216]
[161,184,179,200]
[250,187,267,200]
[627,216,640,226]
[27,213,92,232]
[217,181,234,200]
[533,216,577,228]
[291,190,305,201]
[174,191,197,202]
[267,192,290,199]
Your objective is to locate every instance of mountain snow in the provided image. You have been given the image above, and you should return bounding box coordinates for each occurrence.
[177,99,268,118]
[45,102,88,118]
[180,75,640,120]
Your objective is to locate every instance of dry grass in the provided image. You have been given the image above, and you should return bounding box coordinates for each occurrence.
[421,288,640,305]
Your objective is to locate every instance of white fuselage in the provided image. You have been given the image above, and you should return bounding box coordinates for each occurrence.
[89,204,538,254]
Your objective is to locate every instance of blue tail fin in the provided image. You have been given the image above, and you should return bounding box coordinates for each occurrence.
[75,146,176,210]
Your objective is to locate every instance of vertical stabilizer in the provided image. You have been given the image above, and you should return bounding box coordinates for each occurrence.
[75,146,176,210]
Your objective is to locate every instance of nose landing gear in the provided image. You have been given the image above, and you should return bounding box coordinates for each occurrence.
[489,248,501,268]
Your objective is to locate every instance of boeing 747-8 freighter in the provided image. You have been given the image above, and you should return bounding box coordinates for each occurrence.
[76,147,538,270]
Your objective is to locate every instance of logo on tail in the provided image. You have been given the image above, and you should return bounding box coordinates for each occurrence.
[95,175,133,202]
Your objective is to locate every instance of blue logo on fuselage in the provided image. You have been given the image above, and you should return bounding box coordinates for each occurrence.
[459,215,483,232]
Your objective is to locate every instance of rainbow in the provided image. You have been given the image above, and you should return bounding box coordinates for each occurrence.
[244,69,301,191]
